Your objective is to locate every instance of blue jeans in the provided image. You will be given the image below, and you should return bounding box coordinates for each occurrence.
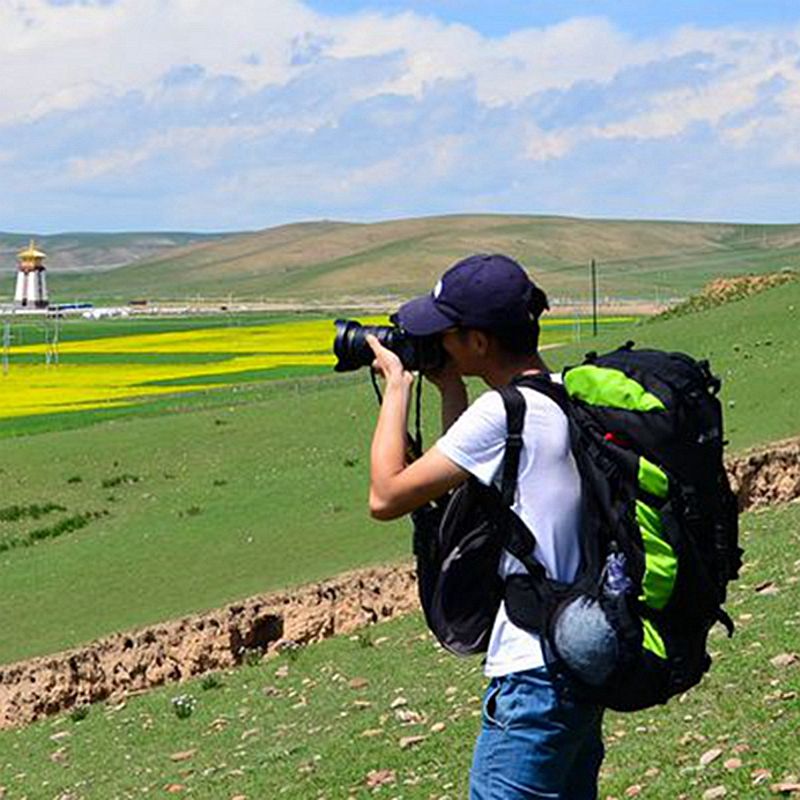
[469,667,604,799]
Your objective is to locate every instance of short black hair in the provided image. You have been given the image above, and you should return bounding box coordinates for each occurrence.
[490,282,548,356]
[491,321,540,357]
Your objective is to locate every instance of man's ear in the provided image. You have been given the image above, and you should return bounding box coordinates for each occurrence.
[471,329,490,357]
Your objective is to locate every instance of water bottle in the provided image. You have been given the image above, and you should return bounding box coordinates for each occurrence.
[604,551,633,596]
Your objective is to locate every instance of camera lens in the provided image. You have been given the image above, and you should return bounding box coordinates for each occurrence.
[333,320,400,372]
[332,319,446,373]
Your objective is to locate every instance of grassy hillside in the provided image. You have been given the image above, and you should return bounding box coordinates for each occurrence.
[0,231,227,282]
[0,282,796,666]
[0,502,797,798]
[46,215,800,303]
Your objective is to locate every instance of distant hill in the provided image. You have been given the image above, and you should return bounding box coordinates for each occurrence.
[11,215,800,303]
[0,231,229,275]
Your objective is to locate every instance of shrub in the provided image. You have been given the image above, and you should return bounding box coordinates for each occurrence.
[279,641,302,662]
[242,647,263,667]
[356,630,374,649]
[26,510,107,546]
[0,503,66,523]
[101,474,140,489]
[200,674,224,691]
[171,694,196,720]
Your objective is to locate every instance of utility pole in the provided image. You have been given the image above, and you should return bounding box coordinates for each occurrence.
[2,318,10,376]
[51,313,60,365]
[43,314,60,367]
[591,258,599,336]
[44,319,51,366]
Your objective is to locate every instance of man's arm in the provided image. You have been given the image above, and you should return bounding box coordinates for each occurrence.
[367,336,469,521]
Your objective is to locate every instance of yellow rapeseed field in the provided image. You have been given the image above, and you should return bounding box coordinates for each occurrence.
[0,316,632,420]
[0,355,333,419]
[9,319,366,356]
[1,318,356,420]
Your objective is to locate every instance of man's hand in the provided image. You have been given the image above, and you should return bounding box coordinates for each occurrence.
[366,335,414,389]
[424,357,468,433]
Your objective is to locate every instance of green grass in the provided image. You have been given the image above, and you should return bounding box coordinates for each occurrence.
[0,375,411,664]
[0,285,797,664]
[0,502,797,799]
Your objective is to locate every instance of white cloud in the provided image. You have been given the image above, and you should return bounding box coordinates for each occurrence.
[517,22,800,160]
[485,17,653,104]
[525,125,574,162]
[1,2,799,227]
[0,0,319,124]
[62,116,333,182]
[327,14,655,107]
[4,2,799,137]
[64,124,255,181]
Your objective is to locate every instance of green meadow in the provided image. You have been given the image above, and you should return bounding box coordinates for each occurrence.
[0,313,629,665]
[0,503,797,799]
[0,278,797,798]
[0,284,797,667]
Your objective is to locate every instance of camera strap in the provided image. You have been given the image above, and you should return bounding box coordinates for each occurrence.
[369,368,424,460]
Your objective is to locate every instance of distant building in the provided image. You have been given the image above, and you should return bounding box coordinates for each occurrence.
[14,240,49,308]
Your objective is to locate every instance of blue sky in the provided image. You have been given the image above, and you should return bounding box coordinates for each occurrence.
[1,0,799,232]
[309,1,800,37]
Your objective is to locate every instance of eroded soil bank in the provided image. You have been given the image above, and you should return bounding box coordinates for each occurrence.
[1,438,797,729]
[0,567,419,729]
[727,437,800,511]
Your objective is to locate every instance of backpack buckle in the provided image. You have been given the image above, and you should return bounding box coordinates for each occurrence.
[698,359,722,395]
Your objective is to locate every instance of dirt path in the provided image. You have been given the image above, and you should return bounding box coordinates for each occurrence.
[122,297,666,317]
[0,438,797,730]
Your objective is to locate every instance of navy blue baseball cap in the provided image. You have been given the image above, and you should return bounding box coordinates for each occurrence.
[393,253,549,336]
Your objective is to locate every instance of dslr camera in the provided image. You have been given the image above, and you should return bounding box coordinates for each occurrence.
[333,319,446,373]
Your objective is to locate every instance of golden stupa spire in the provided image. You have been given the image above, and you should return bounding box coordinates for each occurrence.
[18,239,46,261]
[17,239,46,273]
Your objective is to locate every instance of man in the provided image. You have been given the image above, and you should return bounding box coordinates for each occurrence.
[366,253,604,799]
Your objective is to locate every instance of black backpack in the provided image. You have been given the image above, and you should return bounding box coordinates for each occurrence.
[412,342,742,712]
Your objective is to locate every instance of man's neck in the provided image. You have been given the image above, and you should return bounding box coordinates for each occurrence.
[484,353,548,388]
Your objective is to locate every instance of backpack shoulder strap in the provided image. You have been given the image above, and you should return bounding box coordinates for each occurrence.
[493,384,544,575]
[511,372,569,415]
[496,384,526,507]
[495,373,570,509]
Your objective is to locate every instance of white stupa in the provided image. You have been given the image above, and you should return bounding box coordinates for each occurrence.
[14,240,49,308]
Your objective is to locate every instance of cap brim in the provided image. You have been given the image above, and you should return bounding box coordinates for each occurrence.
[393,294,454,336]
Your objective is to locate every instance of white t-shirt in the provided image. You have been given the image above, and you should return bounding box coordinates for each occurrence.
[435,377,583,677]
